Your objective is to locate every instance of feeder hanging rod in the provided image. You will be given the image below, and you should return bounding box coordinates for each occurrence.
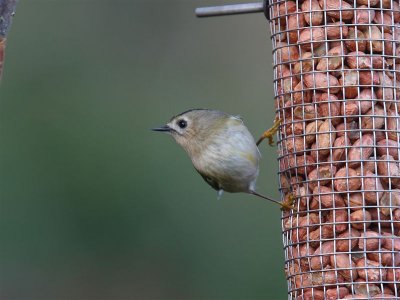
[195,1,269,19]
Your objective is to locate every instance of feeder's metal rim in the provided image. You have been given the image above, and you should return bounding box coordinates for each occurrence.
[195,1,270,20]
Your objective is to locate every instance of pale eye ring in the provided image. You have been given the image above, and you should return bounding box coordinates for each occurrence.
[177,119,187,129]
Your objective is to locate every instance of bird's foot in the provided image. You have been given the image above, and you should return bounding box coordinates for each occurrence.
[256,118,282,146]
[280,193,297,212]
[217,189,224,200]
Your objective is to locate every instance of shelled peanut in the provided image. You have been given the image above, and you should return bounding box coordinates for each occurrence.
[271,0,400,298]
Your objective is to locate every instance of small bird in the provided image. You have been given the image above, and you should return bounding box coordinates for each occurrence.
[152,109,293,210]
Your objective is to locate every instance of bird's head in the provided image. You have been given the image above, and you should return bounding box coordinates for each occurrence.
[152,109,230,153]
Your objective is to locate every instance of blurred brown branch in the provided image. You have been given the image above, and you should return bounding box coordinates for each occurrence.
[0,0,18,78]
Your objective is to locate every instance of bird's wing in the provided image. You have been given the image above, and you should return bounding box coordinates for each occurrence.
[195,168,221,191]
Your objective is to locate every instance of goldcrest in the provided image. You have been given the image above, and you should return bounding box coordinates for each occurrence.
[153,109,292,210]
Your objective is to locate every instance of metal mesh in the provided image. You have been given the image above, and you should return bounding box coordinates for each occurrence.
[268,0,400,299]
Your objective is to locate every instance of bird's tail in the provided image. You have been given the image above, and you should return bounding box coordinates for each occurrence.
[249,190,295,211]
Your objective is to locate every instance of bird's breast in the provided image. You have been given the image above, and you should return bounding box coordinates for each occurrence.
[191,123,260,193]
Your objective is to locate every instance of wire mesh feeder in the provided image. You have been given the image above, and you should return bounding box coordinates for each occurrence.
[269,0,400,299]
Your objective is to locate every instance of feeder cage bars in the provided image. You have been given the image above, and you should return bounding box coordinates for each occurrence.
[196,0,400,299]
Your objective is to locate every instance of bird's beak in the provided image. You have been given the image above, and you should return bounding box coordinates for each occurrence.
[151,124,171,132]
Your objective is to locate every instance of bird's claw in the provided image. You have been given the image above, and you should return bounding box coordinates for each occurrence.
[256,118,282,146]
[280,193,297,212]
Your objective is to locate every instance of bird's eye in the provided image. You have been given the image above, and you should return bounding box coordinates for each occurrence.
[177,119,187,129]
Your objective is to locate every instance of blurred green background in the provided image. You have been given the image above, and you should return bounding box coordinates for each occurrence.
[0,1,286,299]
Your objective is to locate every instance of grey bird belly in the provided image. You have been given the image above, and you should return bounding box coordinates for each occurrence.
[193,123,260,193]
